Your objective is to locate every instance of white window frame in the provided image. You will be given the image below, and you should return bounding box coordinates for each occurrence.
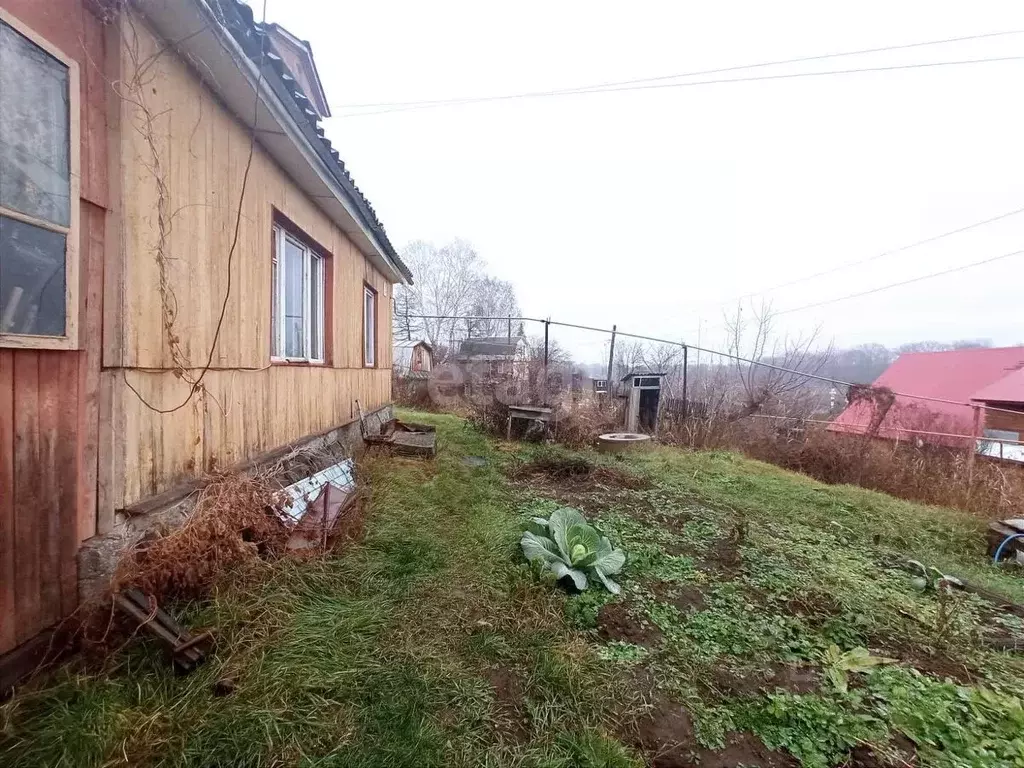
[0,9,80,350]
[363,285,376,367]
[272,225,325,364]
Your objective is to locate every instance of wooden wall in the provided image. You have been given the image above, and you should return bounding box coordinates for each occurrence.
[984,404,1024,436]
[100,17,395,513]
[0,0,108,655]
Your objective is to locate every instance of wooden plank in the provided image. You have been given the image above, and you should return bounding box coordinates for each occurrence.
[0,352,16,654]
[37,352,62,628]
[13,352,42,644]
[59,351,80,616]
[77,203,103,543]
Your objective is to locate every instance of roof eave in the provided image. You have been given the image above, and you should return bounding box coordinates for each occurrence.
[139,0,411,285]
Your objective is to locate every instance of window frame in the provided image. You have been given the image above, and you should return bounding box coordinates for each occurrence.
[0,9,80,350]
[362,283,377,368]
[270,216,329,365]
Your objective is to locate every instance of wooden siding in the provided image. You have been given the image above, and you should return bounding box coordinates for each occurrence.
[984,404,1024,436]
[102,18,395,510]
[0,0,108,655]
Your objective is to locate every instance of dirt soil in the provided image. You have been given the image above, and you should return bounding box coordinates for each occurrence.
[483,666,530,741]
[705,662,820,697]
[651,581,706,614]
[597,602,664,647]
[628,690,799,768]
[848,734,918,768]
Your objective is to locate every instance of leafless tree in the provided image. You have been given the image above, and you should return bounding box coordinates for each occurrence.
[724,301,834,420]
[393,239,521,361]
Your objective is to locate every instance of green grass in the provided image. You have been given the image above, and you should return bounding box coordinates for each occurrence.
[4,411,1024,767]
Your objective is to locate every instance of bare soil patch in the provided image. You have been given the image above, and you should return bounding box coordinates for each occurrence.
[848,734,918,768]
[483,665,530,741]
[705,662,819,697]
[597,602,664,647]
[651,580,706,614]
[627,689,798,768]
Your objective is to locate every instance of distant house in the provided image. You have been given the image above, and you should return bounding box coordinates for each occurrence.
[830,347,1024,454]
[393,339,433,378]
[456,336,525,375]
[971,367,1024,462]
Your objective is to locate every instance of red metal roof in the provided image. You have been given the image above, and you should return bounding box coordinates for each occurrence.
[830,346,1024,445]
[971,366,1024,404]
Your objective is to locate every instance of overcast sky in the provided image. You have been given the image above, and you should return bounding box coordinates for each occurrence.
[264,0,1024,363]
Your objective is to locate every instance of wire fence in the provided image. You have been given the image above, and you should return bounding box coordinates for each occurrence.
[394,311,1024,448]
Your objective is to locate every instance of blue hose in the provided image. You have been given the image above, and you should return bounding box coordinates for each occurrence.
[993,533,1024,564]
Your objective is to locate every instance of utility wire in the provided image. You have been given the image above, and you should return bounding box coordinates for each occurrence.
[336,29,1024,112]
[775,247,1024,316]
[701,204,1024,313]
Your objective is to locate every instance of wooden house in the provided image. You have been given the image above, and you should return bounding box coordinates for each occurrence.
[393,340,433,378]
[0,0,411,680]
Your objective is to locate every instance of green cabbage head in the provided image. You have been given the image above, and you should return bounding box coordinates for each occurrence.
[520,507,626,593]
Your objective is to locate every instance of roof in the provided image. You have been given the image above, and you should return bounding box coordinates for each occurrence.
[147,0,412,284]
[263,23,330,118]
[971,367,1024,404]
[456,337,521,360]
[394,339,433,350]
[620,371,667,381]
[830,346,1024,444]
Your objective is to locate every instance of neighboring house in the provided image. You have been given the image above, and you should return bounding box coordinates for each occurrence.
[393,339,433,378]
[971,367,1024,463]
[0,0,411,675]
[830,347,1024,450]
[456,336,524,374]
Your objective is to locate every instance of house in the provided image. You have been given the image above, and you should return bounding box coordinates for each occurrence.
[830,347,1024,450]
[0,0,411,679]
[393,339,433,378]
[971,367,1024,463]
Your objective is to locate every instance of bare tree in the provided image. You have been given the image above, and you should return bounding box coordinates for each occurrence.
[393,239,521,361]
[724,301,834,419]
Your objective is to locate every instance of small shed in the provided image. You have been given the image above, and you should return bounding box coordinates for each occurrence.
[393,339,433,378]
[620,372,666,433]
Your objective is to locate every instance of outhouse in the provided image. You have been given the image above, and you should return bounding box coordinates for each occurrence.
[620,372,666,433]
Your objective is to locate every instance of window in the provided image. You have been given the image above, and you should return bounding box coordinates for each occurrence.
[272,225,325,362]
[363,285,376,367]
[0,13,78,347]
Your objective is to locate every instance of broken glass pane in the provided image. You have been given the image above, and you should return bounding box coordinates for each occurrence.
[0,20,71,227]
[0,215,66,336]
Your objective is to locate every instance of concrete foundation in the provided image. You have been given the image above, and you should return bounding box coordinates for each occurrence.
[77,405,393,603]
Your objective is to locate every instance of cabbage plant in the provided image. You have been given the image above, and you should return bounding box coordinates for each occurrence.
[521,507,626,594]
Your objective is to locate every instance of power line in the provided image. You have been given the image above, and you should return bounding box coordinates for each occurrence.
[775,247,1024,315]
[701,204,1024,313]
[335,29,1024,114]
[338,58,1024,119]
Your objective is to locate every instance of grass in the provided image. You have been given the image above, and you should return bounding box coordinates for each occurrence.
[4,411,1024,767]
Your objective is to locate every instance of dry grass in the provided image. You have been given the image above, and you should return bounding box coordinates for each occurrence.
[736,422,1024,519]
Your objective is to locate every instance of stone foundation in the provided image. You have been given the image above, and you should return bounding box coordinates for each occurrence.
[78,405,393,603]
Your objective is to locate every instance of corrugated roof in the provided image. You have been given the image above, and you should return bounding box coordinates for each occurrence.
[457,337,520,359]
[971,367,1024,404]
[830,346,1024,444]
[214,0,412,283]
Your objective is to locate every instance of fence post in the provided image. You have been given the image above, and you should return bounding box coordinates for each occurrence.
[606,324,617,391]
[682,344,689,421]
[967,404,981,499]
[542,319,550,405]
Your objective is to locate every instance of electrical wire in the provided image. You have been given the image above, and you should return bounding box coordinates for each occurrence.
[775,247,1024,316]
[703,204,1024,312]
[335,29,1024,114]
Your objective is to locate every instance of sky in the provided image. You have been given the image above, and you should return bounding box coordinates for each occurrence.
[262,0,1024,363]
